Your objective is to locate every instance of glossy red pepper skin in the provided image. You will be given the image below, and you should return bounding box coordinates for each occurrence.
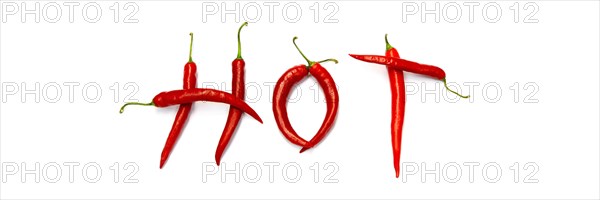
[386,47,406,178]
[273,36,339,151]
[153,88,263,123]
[272,65,310,147]
[159,61,197,169]
[215,58,245,165]
[348,54,446,79]
[299,63,339,152]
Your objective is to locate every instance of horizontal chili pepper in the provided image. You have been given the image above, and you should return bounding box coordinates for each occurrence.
[119,88,263,123]
[349,54,469,98]
[160,33,197,169]
[216,22,248,166]
[272,36,339,151]
[384,34,406,178]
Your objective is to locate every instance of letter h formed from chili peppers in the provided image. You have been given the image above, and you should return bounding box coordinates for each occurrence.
[272,36,340,152]
[119,32,263,168]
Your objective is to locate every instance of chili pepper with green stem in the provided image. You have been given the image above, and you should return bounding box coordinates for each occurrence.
[159,33,197,169]
[119,88,263,123]
[215,22,248,165]
[348,54,470,98]
[384,34,406,178]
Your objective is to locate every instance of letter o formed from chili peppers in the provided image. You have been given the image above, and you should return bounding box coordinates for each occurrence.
[272,37,340,153]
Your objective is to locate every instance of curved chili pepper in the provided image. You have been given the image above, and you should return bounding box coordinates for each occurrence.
[215,22,248,165]
[273,65,310,147]
[348,54,470,98]
[298,62,339,153]
[272,36,339,151]
[159,33,197,169]
[119,88,263,123]
[385,34,406,178]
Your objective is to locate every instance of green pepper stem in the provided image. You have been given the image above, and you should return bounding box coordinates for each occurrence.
[385,33,393,51]
[119,101,155,114]
[292,36,314,66]
[316,58,339,64]
[442,78,470,98]
[188,33,194,63]
[236,22,248,59]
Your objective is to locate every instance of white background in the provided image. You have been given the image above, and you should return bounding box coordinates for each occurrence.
[1,0,599,199]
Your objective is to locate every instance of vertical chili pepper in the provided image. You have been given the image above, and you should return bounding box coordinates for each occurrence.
[385,34,406,178]
[159,33,197,169]
[215,22,248,165]
[272,36,339,151]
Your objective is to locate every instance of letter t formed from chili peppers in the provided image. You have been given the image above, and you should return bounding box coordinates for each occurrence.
[349,34,470,177]
[272,37,340,152]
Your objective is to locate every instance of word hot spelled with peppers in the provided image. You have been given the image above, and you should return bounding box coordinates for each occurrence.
[120,23,263,168]
[118,24,470,178]
[350,34,470,177]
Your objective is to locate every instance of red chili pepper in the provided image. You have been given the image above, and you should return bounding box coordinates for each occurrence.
[273,65,310,147]
[348,54,470,98]
[119,88,263,123]
[215,22,248,165]
[298,61,340,153]
[159,33,197,169]
[272,36,339,151]
[384,34,406,178]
